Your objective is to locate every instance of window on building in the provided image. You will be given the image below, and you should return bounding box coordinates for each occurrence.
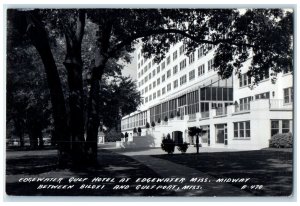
[282,120,290,133]
[179,44,185,55]
[173,79,178,89]
[162,74,166,82]
[200,87,233,101]
[157,90,161,97]
[145,76,148,83]
[167,69,171,78]
[148,62,151,69]
[145,97,148,103]
[152,69,156,77]
[271,120,292,136]
[168,99,178,118]
[149,94,152,101]
[197,47,204,59]
[161,61,166,70]
[259,69,270,81]
[189,52,195,64]
[255,92,270,100]
[152,59,155,65]
[153,81,156,88]
[239,96,252,111]
[148,73,151,80]
[173,65,178,75]
[284,87,293,104]
[239,73,251,87]
[149,84,152,91]
[173,51,178,60]
[234,121,250,139]
[189,70,195,81]
[153,92,156,100]
[138,53,140,60]
[157,78,160,86]
[178,94,187,107]
[145,86,148,93]
[144,66,147,73]
[208,58,214,71]
[138,63,140,69]
[180,59,187,70]
[187,90,199,114]
[180,74,187,85]
[157,66,161,74]
[198,64,205,76]
[167,83,171,92]
[162,87,166,95]
[167,56,171,65]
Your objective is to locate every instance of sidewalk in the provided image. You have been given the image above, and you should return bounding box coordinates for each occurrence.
[99,142,242,156]
[102,144,251,196]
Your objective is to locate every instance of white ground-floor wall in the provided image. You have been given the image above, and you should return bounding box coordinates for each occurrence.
[121,99,293,150]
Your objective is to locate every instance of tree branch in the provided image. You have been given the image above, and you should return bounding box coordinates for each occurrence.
[108,28,256,57]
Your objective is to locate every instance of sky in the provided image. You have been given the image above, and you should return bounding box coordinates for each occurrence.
[121,49,138,81]
[121,42,143,81]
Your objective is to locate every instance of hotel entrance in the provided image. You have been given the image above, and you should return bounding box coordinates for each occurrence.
[172,131,183,145]
[215,124,228,145]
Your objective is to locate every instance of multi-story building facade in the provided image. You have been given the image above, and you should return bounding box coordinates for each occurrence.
[121,41,293,150]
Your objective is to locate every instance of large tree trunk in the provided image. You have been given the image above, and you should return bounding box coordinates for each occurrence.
[85,66,103,165]
[85,21,112,165]
[63,11,86,167]
[24,10,70,165]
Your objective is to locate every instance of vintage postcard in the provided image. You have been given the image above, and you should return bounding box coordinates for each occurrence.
[5,7,294,197]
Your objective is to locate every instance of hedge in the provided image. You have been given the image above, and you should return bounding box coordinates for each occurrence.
[269,132,292,148]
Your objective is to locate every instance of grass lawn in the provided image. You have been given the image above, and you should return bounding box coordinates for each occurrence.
[152,149,293,196]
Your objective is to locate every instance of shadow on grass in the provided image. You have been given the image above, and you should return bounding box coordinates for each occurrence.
[151,150,293,196]
[6,149,175,196]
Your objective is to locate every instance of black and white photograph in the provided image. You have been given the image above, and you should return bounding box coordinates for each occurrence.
[4,5,295,198]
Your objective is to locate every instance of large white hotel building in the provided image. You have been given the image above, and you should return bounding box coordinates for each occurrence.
[121,42,293,150]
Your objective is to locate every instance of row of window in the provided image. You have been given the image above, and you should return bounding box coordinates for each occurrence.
[139,58,214,93]
[239,70,270,88]
[138,46,215,87]
[235,87,293,112]
[121,111,147,130]
[143,71,219,104]
[122,116,292,142]
[149,87,233,122]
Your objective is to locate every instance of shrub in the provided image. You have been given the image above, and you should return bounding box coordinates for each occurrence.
[151,121,156,127]
[146,122,150,128]
[157,118,161,124]
[177,142,189,154]
[269,133,292,148]
[164,116,168,122]
[161,137,175,154]
[105,129,122,142]
[170,112,174,119]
